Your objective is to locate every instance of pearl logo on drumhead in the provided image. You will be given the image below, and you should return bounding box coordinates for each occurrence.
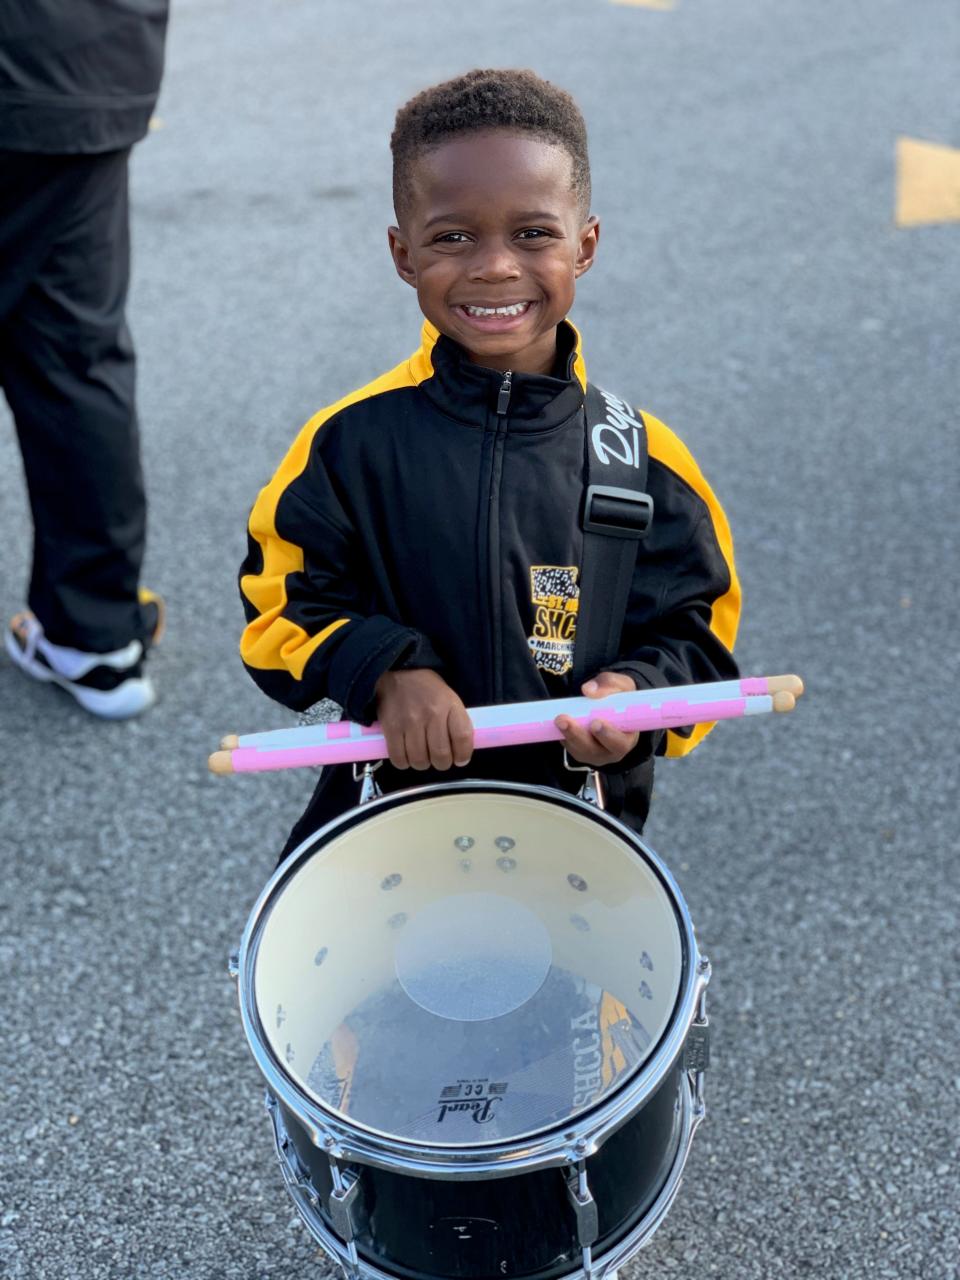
[435,1079,509,1126]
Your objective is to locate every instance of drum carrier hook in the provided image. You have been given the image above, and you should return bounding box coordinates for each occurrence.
[562,750,606,810]
[356,754,605,809]
[353,760,383,805]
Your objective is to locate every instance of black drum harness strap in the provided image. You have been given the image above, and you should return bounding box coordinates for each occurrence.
[564,385,654,804]
[571,384,654,689]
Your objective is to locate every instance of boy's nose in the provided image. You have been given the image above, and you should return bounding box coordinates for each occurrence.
[467,245,521,282]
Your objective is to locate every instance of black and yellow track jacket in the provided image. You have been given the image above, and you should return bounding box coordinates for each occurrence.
[240,320,740,840]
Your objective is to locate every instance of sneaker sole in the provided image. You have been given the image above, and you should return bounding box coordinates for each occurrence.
[4,629,156,720]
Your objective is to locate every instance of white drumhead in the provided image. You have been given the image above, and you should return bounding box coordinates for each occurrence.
[253,789,684,1146]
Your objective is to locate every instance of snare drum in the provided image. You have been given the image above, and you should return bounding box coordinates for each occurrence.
[235,781,710,1280]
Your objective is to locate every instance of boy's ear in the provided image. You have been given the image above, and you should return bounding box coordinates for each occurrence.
[574,216,600,279]
[388,225,418,288]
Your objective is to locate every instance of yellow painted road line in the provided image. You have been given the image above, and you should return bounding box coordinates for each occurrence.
[611,0,676,10]
[896,137,960,227]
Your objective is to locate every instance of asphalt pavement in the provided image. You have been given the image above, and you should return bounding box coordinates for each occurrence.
[1,1,958,1277]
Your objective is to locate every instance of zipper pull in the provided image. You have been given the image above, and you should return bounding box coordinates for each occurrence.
[496,370,513,415]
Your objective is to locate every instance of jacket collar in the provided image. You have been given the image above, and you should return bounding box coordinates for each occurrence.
[411,318,588,431]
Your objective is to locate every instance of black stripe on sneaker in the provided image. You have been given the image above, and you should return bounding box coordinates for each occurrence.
[72,660,146,692]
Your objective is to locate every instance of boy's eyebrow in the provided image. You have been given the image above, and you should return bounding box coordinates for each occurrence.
[423,212,464,229]
[422,209,565,229]
[513,211,565,224]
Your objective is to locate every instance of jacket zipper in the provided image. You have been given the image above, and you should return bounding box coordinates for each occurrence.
[487,371,512,700]
[496,370,513,415]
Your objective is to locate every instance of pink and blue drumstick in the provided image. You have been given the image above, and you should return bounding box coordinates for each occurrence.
[208,674,803,775]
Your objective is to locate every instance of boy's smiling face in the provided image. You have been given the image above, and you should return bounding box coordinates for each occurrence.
[389,131,599,376]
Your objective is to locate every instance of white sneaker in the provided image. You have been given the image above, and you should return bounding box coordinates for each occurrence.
[5,605,160,720]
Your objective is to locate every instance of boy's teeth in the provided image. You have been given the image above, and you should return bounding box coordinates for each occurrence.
[464,302,529,317]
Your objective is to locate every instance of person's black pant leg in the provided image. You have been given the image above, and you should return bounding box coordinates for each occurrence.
[0,149,149,653]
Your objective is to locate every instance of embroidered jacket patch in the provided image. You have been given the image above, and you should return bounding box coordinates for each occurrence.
[528,565,580,675]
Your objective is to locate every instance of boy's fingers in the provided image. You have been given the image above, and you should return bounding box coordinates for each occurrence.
[426,716,454,771]
[589,718,637,756]
[582,671,636,698]
[384,727,409,770]
[556,715,637,765]
[448,705,475,767]
[405,725,431,771]
[556,716,602,760]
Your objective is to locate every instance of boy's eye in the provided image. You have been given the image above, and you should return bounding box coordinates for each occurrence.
[516,228,551,240]
[433,231,471,244]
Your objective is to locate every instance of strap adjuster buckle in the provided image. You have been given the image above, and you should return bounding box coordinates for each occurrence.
[582,485,654,540]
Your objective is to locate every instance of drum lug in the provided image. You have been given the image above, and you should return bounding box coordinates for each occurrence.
[328,1158,364,1245]
[227,948,240,980]
[565,1160,600,1280]
[565,1161,599,1247]
[683,971,711,1116]
[682,1022,710,1074]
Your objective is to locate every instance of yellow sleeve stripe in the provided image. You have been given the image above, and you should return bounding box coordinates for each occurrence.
[643,414,742,758]
[240,341,433,677]
[240,613,353,677]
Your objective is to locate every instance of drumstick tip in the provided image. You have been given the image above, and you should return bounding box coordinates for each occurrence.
[220,733,240,750]
[768,674,804,698]
[771,690,797,713]
[208,750,235,775]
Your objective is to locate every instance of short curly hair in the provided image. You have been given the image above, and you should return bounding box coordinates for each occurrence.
[391,69,591,221]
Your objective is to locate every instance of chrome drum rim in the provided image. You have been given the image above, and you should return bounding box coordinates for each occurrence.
[237,781,708,1178]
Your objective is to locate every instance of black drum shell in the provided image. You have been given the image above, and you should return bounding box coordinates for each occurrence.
[279,1057,684,1280]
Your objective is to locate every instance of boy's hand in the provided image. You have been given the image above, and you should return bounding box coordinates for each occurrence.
[555,671,640,768]
[375,669,474,771]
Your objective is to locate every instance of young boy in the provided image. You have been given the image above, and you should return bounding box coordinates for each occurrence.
[239,69,740,857]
